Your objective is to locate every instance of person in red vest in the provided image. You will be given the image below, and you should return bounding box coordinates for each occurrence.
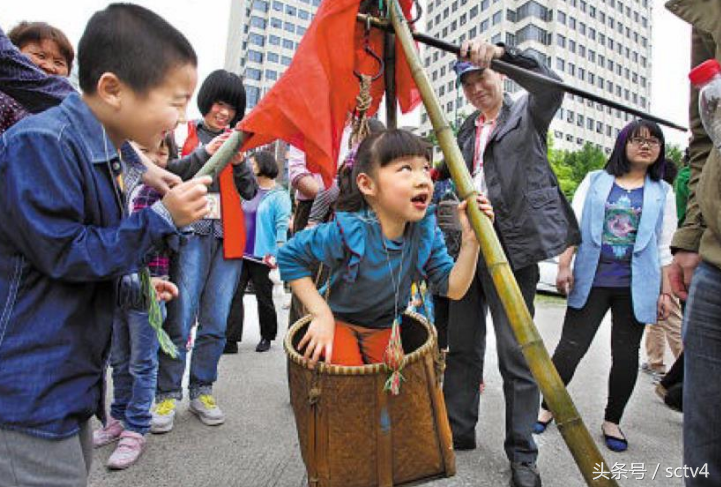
[152,70,257,433]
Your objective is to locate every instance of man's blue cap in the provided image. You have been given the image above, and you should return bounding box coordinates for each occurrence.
[453,61,484,85]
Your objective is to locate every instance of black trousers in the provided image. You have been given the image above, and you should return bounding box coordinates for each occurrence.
[226,259,277,342]
[443,261,540,463]
[433,294,450,350]
[543,286,646,424]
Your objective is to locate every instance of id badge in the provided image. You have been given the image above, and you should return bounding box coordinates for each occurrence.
[205,193,222,220]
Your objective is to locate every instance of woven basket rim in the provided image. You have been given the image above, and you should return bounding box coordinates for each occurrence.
[283,310,436,375]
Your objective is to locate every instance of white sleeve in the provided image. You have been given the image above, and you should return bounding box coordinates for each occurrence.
[571,173,592,224]
[658,184,677,267]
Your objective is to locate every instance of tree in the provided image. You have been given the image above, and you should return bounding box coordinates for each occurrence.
[665,143,685,167]
[547,135,606,200]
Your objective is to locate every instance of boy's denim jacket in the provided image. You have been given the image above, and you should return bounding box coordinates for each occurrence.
[0,93,179,439]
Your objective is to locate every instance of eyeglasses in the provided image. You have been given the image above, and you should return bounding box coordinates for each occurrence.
[629,137,661,148]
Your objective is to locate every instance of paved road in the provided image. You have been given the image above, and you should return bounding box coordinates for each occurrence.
[90,294,684,487]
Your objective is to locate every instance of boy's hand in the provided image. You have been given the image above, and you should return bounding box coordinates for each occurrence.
[141,158,182,195]
[298,309,335,368]
[151,277,179,302]
[162,176,213,227]
[458,194,494,242]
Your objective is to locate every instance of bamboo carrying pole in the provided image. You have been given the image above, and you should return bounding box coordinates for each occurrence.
[193,130,249,180]
[387,2,619,486]
[360,13,686,132]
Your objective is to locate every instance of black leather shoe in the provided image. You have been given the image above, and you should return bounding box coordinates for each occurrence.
[452,436,477,451]
[510,462,542,487]
[223,341,238,354]
[256,338,271,352]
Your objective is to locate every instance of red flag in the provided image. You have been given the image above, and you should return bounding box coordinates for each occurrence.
[239,0,421,187]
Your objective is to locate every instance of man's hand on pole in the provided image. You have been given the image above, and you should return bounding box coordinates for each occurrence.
[459,38,504,69]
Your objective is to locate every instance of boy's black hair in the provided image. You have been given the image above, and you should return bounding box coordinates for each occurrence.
[9,21,75,71]
[78,3,197,95]
[252,150,279,179]
[605,119,666,182]
[197,70,246,126]
[336,129,431,213]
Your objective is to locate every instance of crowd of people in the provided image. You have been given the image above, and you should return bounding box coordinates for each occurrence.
[0,1,719,487]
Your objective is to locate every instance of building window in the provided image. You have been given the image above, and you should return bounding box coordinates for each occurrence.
[246,86,261,107]
[246,68,262,80]
[250,16,267,29]
[283,39,293,49]
[248,50,264,63]
[271,18,282,28]
[249,33,265,46]
[515,1,549,22]
[516,24,549,45]
[282,56,292,66]
[268,52,279,63]
[299,9,309,19]
[556,34,566,48]
[272,0,283,11]
[556,58,565,71]
[492,11,502,25]
[558,11,566,24]
[252,0,269,12]
[269,35,280,45]
[568,39,576,53]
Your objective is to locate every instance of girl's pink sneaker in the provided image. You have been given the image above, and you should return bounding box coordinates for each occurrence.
[92,418,124,448]
[106,430,146,470]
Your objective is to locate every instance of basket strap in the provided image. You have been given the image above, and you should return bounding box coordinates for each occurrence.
[307,372,320,486]
[376,373,394,487]
[423,353,456,477]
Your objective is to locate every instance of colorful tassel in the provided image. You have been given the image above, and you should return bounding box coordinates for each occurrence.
[383,315,406,395]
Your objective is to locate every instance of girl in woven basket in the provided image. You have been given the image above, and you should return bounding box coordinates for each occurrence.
[278,129,492,377]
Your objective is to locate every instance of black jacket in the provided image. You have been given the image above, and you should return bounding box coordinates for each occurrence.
[440,47,580,269]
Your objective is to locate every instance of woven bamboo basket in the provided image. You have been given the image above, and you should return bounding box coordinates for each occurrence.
[285,311,456,487]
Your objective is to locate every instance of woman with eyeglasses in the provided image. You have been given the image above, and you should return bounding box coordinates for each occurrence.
[533,119,677,453]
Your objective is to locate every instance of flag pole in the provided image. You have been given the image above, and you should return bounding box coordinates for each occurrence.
[387,2,619,486]
[360,12,686,132]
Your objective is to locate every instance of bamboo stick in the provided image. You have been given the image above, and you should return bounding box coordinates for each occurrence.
[193,129,249,180]
[359,13,686,132]
[388,2,619,486]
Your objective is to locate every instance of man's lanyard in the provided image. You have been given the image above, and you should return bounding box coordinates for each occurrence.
[473,115,496,174]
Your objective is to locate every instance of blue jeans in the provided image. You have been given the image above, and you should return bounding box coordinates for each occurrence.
[156,234,242,401]
[683,261,721,486]
[110,304,162,435]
